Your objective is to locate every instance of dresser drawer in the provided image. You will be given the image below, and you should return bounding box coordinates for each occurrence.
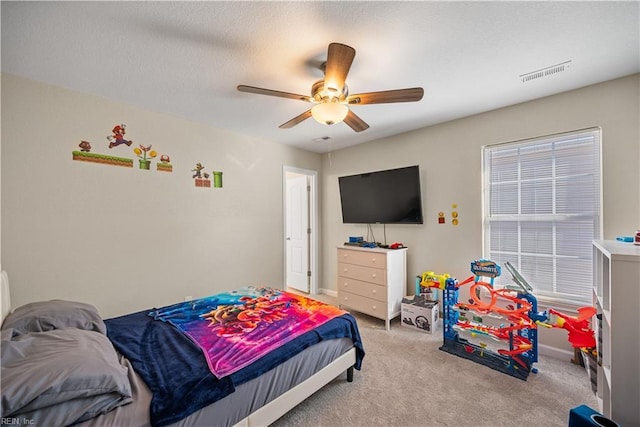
[339,291,387,319]
[337,277,387,303]
[338,262,386,286]
[338,248,386,269]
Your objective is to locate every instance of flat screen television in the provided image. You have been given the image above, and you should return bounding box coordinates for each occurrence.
[338,165,424,224]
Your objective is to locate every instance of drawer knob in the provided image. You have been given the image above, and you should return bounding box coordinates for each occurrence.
[371,258,376,263]
[372,305,377,310]
[372,289,376,294]
[371,274,377,279]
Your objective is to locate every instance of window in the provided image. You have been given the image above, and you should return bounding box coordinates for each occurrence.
[482,128,601,305]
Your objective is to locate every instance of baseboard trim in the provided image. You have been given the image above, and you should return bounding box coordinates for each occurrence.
[538,343,574,361]
[320,289,575,364]
[320,288,337,298]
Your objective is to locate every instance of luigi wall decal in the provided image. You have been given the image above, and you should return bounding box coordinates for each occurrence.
[192,162,223,188]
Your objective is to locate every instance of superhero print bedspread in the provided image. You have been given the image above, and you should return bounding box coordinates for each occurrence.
[149,286,349,377]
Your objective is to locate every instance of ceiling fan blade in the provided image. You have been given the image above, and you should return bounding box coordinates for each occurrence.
[279,110,313,129]
[237,85,312,102]
[346,87,424,105]
[323,43,356,93]
[343,110,369,132]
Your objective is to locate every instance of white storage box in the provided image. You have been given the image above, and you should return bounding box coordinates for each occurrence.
[401,295,439,334]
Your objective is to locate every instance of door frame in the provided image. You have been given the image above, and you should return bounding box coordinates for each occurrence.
[283,166,318,295]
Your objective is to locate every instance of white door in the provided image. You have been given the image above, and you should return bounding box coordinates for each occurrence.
[286,174,309,292]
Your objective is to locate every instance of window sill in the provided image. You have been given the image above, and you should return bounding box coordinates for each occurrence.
[534,297,589,314]
[477,288,590,314]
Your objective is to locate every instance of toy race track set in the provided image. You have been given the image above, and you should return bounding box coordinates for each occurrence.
[420,260,596,380]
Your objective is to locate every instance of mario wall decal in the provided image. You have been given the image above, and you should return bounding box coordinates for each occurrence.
[107,124,133,148]
[72,124,172,173]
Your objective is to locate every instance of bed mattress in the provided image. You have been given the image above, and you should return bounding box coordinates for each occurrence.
[78,337,354,427]
[0,286,364,427]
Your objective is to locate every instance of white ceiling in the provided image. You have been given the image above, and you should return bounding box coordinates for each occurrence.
[2,1,639,153]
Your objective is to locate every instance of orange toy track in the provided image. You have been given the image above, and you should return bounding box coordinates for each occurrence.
[453,275,596,349]
[456,276,534,325]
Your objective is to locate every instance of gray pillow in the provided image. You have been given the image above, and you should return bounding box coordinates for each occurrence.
[1,328,132,425]
[1,300,106,335]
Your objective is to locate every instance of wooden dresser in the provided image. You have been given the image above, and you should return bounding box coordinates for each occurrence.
[337,246,407,330]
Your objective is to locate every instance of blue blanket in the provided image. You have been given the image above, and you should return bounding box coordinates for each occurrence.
[105,309,364,427]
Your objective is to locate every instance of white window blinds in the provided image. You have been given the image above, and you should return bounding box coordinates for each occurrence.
[482,128,601,305]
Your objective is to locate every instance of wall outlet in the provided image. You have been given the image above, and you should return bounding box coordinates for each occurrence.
[184,295,193,301]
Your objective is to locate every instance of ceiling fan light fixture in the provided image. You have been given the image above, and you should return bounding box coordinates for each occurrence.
[311,100,348,125]
[238,42,423,132]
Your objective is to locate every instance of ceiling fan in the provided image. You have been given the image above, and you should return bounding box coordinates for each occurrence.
[237,43,424,132]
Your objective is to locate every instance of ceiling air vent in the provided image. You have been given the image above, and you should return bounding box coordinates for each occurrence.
[520,60,572,83]
[313,136,332,142]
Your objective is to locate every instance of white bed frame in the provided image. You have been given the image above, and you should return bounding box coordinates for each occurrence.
[0,270,357,427]
[233,347,356,427]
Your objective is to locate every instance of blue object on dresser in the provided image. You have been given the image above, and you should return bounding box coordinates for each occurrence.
[569,405,621,427]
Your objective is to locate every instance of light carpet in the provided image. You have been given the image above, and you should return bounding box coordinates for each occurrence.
[272,306,597,427]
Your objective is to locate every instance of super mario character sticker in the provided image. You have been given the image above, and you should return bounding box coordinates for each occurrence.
[192,163,210,187]
[192,163,223,188]
[133,145,156,170]
[72,138,133,167]
[436,204,460,226]
[212,171,223,188]
[157,154,172,172]
[107,124,133,148]
[72,124,171,173]
[451,204,459,226]
[72,123,135,167]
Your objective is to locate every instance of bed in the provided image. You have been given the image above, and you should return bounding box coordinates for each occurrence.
[0,271,365,427]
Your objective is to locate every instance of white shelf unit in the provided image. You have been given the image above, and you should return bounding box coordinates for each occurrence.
[337,246,407,330]
[592,240,640,426]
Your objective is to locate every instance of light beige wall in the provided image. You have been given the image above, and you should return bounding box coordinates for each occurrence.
[0,75,3,270]
[321,74,640,353]
[1,73,322,318]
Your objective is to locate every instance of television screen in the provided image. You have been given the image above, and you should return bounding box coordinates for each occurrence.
[338,165,424,224]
